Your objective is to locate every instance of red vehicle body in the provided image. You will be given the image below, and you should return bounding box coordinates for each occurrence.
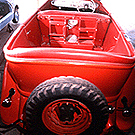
[1,0,135,134]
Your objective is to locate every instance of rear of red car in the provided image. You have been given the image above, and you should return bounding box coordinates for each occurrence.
[0,0,135,134]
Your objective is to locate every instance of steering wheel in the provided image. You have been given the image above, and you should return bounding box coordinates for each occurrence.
[77,0,96,12]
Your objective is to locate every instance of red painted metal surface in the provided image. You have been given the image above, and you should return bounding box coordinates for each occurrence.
[116,67,135,131]
[1,0,135,134]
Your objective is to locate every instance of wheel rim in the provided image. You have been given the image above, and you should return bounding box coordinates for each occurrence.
[42,99,92,135]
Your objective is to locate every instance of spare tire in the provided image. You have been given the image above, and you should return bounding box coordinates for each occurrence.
[26,76,109,135]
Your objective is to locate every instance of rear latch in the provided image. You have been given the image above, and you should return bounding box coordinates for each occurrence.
[2,88,15,107]
[118,96,135,117]
[108,96,135,117]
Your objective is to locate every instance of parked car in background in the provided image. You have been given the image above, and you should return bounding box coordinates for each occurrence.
[0,0,19,32]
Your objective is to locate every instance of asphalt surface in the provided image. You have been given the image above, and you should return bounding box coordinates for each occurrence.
[0,22,134,135]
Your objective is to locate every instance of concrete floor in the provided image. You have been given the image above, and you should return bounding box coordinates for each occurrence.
[0,22,134,134]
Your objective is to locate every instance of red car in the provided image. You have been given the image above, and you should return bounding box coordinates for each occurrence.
[1,0,135,134]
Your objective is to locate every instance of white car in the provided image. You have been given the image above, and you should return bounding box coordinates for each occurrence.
[0,0,19,31]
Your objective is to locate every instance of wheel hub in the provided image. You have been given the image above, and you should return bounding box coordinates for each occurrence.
[42,99,92,135]
[58,102,81,122]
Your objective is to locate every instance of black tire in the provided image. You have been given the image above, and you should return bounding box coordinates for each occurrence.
[26,76,109,135]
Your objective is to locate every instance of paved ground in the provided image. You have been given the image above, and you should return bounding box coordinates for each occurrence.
[0,22,134,135]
